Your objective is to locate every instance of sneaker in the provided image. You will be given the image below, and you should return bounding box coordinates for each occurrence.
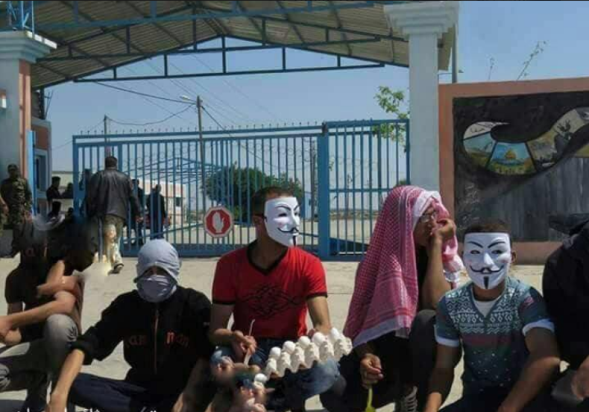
[395,386,418,412]
[110,263,124,274]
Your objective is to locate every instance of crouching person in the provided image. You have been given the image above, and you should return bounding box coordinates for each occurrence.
[544,219,589,409]
[46,240,215,412]
[0,209,93,412]
[424,222,560,412]
[209,187,339,412]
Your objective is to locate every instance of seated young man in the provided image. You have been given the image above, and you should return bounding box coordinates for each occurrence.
[46,240,215,412]
[209,187,339,412]
[0,210,91,412]
[425,222,560,412]
[321,186,463,412]
[543,219,589,409]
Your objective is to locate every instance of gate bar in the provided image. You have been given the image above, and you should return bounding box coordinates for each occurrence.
[318,124,331,259]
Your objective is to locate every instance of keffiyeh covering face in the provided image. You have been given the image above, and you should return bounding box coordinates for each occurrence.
[343,186,463,347]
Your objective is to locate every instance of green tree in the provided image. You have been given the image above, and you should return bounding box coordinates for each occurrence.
[205,165,304,223]
[374,86,409,148]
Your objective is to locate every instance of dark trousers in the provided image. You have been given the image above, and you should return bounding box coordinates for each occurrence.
[70,374,179,412]
[441,386,559,412]
[130,219,144,246]
[320,309,437,412]
[544,370,589,412]
[149,219,164,240]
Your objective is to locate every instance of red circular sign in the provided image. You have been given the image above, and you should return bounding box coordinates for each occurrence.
[204,206,234,238]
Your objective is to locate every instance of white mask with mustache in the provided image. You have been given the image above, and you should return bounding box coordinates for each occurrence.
[464,233,512,290]
[264,197,301,247]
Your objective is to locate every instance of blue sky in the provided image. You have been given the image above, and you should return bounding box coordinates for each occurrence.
[46,1,589,170]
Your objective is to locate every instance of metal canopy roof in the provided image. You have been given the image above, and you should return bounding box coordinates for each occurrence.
[1,1,455,89]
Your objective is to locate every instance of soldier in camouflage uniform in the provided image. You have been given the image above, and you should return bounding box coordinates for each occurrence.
[1,164,33,255]
[0,164,33,229]
[0,192,8,238]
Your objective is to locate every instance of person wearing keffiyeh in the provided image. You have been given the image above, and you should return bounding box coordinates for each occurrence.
[321,186,463,412]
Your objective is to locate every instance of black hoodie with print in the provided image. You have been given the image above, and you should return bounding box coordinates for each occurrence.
[71,286,214,397]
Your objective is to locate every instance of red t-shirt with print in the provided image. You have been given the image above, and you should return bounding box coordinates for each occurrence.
[212,244,327,340]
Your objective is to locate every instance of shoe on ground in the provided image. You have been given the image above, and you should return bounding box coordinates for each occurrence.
[110,263,124,274]
[395,386,418,412]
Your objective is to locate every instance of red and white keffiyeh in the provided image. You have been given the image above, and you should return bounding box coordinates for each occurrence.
[343,186,463,347]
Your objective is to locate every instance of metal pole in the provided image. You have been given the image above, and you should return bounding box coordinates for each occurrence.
[104,115,111,156]
[317,123,331,259]
[310,143,316,222]
[452,27,458,84]
[197,96,207,213]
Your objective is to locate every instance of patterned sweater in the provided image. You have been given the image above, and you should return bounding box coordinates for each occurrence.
[435,276,554,395]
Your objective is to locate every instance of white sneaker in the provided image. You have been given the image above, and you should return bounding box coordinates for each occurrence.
[395,386,418,412]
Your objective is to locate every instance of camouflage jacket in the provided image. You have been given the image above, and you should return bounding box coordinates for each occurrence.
[0,195,5,233]
[0,177,33,226]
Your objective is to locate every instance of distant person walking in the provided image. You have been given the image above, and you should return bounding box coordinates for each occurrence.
[78,169,92,192]
[147,184,167,240]
[85,156,141,274]
[79,169,92,217]
[131,179,145,246]
[62,183,74,200]
[46,177,62,205]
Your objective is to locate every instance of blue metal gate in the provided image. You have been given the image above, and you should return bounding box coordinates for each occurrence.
[73,119,408,260]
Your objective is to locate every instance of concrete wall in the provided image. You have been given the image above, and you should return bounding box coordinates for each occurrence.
[0,60,30,181]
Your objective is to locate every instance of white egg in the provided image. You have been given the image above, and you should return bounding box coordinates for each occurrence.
[269,347,282,360]
[298,336,311,349]
[254,373,268,384]
[282,341,296,354]
[329,328,342,342]
[312,332,326,346]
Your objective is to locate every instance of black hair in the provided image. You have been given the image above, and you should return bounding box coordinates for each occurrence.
[464,220,512,245]
[251,186,295,216]
[105,156,118,168]
[464,220,510,235]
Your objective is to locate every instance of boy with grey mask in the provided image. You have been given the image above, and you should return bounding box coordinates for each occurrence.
[46,240,215,412]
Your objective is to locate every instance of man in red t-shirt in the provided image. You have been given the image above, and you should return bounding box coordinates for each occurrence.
[210,187,339,412]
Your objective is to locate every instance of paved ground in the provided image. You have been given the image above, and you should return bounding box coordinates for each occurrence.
[0,256,546,412]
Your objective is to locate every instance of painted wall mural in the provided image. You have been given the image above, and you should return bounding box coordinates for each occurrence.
[454,91,589,241]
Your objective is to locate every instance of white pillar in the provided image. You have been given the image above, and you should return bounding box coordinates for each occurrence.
[0,31,55,180]
[385,1,459,191]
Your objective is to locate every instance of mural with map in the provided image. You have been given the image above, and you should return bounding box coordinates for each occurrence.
[454,92,589,241]
[463,108,589,176]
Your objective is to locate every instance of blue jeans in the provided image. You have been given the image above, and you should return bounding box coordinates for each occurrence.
[212,339,340,411]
